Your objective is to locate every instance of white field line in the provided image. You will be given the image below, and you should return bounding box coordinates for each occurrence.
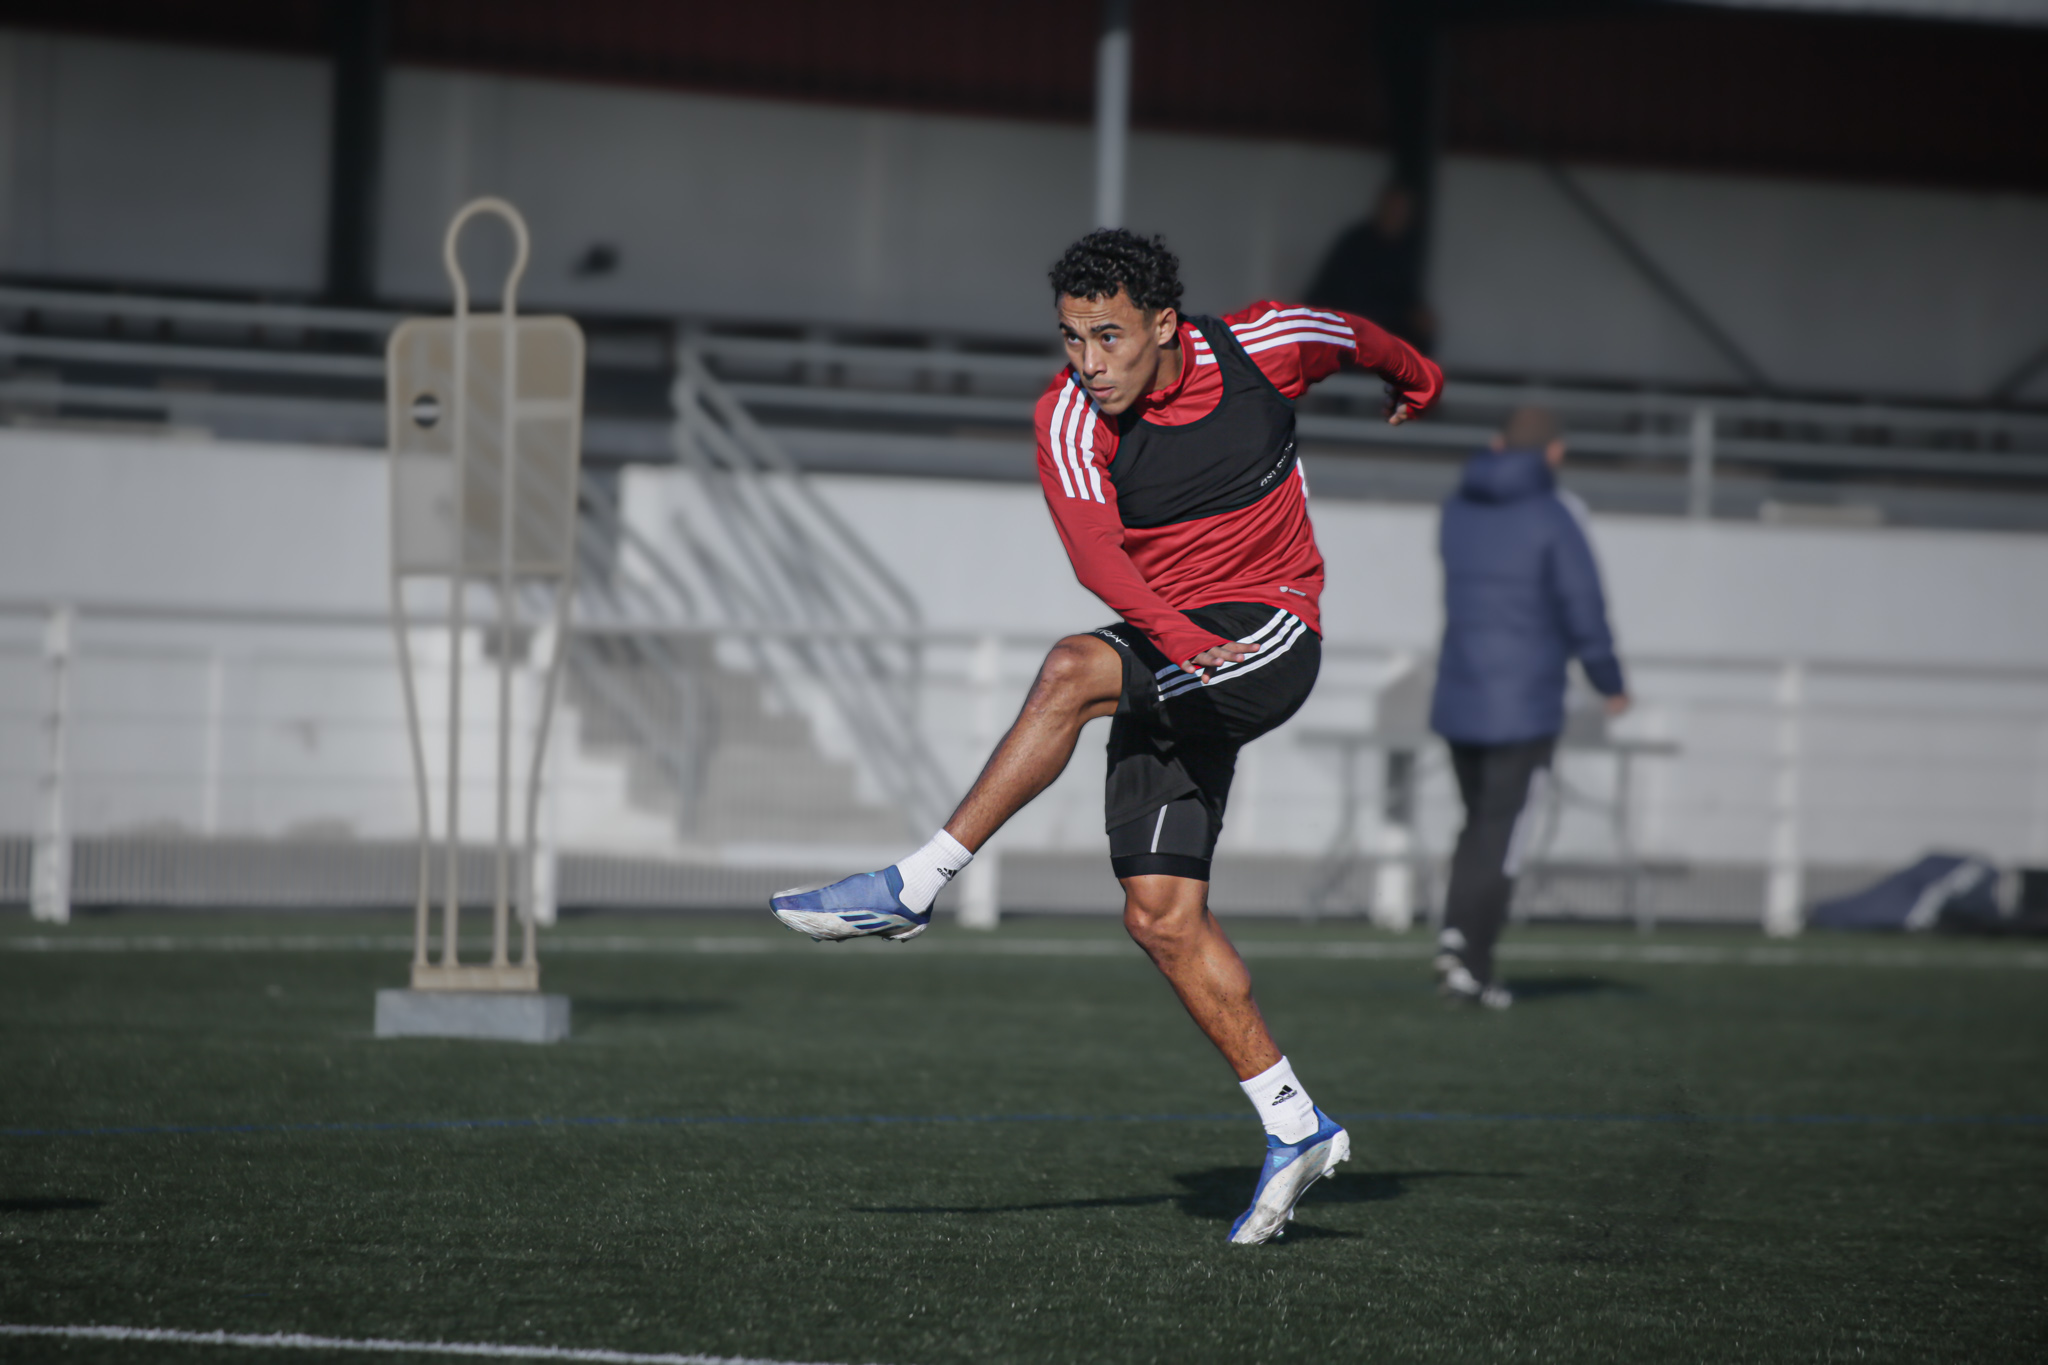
[0,1323,884,1365]
[0,933,2044,970]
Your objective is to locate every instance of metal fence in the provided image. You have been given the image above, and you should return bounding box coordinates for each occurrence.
[5,600,2045,931]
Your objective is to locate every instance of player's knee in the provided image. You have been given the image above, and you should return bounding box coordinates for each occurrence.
[1122,885,1204,954]
[1032,637,1115,710]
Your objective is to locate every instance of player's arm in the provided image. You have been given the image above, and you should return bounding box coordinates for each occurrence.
[1549,503,1629,712]
[1223,302,1443,423]
[1035,383,1246,674]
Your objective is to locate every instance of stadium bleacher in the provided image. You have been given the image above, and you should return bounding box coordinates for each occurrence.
[5,283,2047,530]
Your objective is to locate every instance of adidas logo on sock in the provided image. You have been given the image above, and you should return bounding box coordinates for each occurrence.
[1270,1084,1297,1105]
[937,867,958,883]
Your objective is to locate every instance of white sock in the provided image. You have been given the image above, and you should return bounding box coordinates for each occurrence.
[893,830,973,913]
[1240,1056,1319,1145]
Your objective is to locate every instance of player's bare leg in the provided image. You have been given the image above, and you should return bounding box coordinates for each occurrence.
[768,634,1120,941]
[1120,874,1281,1079]
[943,633,1123,851]
[1121,871,1348,1243]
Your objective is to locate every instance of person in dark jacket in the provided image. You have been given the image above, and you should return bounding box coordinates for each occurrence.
[1304,184,1435,353]
[1429,407,1628,1007]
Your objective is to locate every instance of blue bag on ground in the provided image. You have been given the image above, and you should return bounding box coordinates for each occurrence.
[1807,854,1998,932]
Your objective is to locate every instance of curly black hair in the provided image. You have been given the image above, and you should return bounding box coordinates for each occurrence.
[1048,229,1183,313]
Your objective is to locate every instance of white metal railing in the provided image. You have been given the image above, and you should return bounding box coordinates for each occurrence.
[895,636,2048,930]
[0,602,922,917]
[3,601,2045,929]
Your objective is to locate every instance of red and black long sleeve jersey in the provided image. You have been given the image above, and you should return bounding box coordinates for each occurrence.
[1035,302,1442,664]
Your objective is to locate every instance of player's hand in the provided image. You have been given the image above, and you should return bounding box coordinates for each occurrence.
[1384,358,1443,425]
[1182,641,1259,679]
[1605,693,1633,717]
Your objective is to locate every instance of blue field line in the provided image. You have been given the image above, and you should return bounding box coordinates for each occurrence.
[4,1109,2043,1141]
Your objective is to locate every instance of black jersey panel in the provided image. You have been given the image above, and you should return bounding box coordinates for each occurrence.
[1108,315,1300,531]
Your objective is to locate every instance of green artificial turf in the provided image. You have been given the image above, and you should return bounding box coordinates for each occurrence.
[1,911,2044,1364]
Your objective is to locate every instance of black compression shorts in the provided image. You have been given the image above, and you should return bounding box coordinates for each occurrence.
[1089,602,1321,882]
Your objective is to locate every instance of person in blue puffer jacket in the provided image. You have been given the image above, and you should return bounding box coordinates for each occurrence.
[1429,407,1628,1007]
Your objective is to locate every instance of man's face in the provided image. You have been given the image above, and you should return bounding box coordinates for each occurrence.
[1057,289,1179,416]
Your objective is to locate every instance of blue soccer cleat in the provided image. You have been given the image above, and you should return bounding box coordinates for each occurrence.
[1228,1107,1351,1245]
[770,866,930,943]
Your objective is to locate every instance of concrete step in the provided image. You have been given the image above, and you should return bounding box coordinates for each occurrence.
[564,634,907,845]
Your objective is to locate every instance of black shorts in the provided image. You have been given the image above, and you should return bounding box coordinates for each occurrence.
[1090,602,1321,882]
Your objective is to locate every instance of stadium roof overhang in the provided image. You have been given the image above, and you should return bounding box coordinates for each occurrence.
[2,0,2042,194]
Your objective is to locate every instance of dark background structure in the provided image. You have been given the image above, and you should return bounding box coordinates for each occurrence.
[7,0,2043,193]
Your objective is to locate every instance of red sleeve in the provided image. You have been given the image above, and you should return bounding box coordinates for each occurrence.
[1035,375,1231,666]
[1221,301,1442,414]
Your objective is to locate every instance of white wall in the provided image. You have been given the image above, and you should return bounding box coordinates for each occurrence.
[3,29,2045,401]
[0,31,331,292]
[374,68,1383,337]
[809,472,2048,670]
[0,430,671,849]
[0,431,386,612]
[12,428,2043,868]
[1434,158,2048,397]
[816,471,2048,870]
[373,66,2048,401]
[7,426,2048,685]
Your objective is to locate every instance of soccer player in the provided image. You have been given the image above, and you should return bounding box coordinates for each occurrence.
[772,229,1443,1243]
